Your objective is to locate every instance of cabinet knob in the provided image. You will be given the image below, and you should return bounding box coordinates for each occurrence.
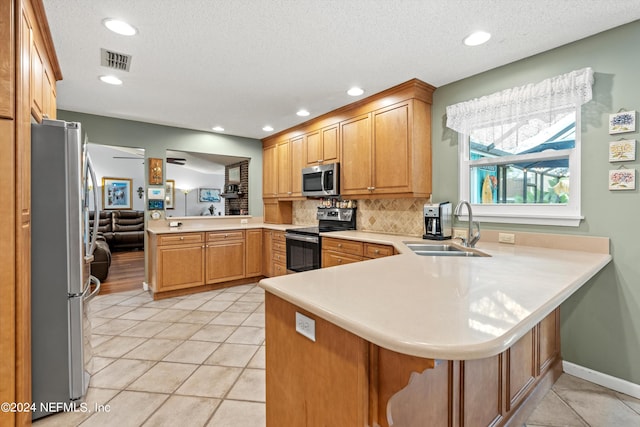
[288,192,292,195]
[337,243,342,248]
[224,234,228,238]
[317,159,323,163]
[180,236,184,240]
[338,258,342,263]
[374,249,380,254]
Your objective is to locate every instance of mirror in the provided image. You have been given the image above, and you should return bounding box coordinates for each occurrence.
[165,149,250,217]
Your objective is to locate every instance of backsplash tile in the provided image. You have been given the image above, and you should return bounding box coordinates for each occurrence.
[293,198,430,237]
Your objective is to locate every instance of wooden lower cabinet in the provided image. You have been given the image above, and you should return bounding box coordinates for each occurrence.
[265,292,562,427]
[149,228,265,297]
[205,231,245,284]
[152,233,205,292]
[262,229,286,277]
[322,237,394,268]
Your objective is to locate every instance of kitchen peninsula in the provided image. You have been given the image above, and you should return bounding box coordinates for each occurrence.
[259,231,611,427]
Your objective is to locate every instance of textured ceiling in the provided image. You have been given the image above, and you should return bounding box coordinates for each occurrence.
[43,0,640,140]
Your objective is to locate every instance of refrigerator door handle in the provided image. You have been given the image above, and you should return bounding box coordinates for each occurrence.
[84,275,101,302]
[86,153,99,257]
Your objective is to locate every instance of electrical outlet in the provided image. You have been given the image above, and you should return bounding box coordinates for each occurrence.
[453,229,467,240]
[295,312,316,342]
[240,219,248,224]
[498,232,516,244]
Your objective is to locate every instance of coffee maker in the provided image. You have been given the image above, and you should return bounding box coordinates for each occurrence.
[423,202,452,240]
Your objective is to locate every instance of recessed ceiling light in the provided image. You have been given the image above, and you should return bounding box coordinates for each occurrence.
[99,75,122,85]
[263,125,274,132]
[296,109,310,117]
[212,126,224,132]
[463,31,491,46]
[347,87,364,96]
[103,19,137,36]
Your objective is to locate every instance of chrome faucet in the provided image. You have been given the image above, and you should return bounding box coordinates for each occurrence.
[453,201,480,248]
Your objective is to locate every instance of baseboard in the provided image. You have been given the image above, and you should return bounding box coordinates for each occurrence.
[563,361,640,399]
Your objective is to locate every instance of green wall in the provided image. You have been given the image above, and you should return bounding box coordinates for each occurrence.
[57,110,264,216]
[432,21,640,384]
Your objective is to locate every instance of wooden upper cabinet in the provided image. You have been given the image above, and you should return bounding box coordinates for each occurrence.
[342,100,432,198]
[340,113,372,195]
[289,135,304,197]
[262,144,278,198]
[306,124,339,167]
[0,0,14,119]
[263,79,435,200]
[276,139,291,197]
[31,40,44,121]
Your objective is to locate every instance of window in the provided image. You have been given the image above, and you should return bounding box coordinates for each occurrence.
[447,68,594,226]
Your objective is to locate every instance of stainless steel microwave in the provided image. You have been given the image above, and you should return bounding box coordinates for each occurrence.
[302,163,340,197]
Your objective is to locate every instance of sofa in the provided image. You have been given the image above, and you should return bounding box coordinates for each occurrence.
[91,234,111,282]
[89,210,145,251]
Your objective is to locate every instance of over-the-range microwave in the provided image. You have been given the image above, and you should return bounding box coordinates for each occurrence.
[301,163,340,197]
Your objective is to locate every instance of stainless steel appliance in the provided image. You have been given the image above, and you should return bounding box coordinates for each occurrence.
[302,162,340,197]
[31,119,100,420]
[285,207,356,272]
[423,202,452,240]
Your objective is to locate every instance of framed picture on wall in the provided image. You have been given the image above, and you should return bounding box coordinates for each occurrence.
[102,177,132,209]
[609,139,636,162]
[198,187,221,202]
[609,111,636,134]
[165,180,175,209]
[608,168,636,190]
[228,166,240,183]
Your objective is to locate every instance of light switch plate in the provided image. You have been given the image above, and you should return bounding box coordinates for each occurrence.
[498,232,516,244]
[295,312,316,342]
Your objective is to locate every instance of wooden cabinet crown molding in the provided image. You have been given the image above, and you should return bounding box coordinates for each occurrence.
[261,78,435,147]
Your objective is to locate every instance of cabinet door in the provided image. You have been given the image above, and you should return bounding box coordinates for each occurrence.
[305,130,321,166]
[340,113,372,195]
[246,229,263,277]
[157,244,205,291]
[206,240,246,284]
[321,124,339,163]
[373,102,411,193]
[322,250,363,268]
[30,39,43,121]
[0,0,14,119]
[277,139,291,197]
[263,144,278,198]
[263,230,273,277]
[290,135,304,196]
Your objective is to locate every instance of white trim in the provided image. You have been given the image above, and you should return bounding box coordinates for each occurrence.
[563,361,640,399]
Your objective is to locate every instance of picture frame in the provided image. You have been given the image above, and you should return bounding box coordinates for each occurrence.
[148,157,163,185]
[198,187,221,202]
[102,177,132,209]
[228,165,240,183]
[608,168,636,190]
[609,139,636,162]
[165,179,175,209]
[609,111,636,134]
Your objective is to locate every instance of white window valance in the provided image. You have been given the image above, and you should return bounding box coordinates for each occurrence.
[446,67,594,135]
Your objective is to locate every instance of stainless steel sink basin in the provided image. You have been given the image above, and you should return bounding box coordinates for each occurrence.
[403,241,489,257]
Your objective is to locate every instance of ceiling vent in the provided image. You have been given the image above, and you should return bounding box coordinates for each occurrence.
[100,48,132,72]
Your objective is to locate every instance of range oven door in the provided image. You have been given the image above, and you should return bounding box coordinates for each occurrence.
[285,233,320,273]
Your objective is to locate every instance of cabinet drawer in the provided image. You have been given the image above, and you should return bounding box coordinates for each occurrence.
[364,243,394,258]
[322,250,363,268]
[322,237,363,256]
[272,231,287,243]
[207,230,245,241]
[158,233,204,246]
[273,261,287,276]
[272,251,286,264]
[272,241,286,253]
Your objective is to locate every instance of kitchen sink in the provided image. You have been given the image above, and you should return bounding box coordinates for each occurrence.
[403,242,489,257]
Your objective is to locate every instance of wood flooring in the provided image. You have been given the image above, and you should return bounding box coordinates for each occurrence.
[100,250,145,294]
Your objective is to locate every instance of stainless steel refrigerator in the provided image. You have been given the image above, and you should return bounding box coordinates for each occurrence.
[31,119,100,420]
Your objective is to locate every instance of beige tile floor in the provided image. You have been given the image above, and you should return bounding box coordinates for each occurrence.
[32,283,640,427]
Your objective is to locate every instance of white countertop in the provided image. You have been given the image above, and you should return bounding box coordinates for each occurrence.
[147,220,293,234]
[259,230,611,360]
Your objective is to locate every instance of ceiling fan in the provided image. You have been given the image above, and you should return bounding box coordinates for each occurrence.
[112,156,187,165]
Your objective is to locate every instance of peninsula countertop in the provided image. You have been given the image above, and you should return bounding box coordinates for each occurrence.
[259,230,611,361]
[146,216,295,234]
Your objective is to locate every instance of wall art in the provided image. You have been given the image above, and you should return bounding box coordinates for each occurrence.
[198,187,221,202]
[608,168,636,190]
[102,177,132,209]
[609,111,636,134]
[165,180,175,209]
[609,139,636,162]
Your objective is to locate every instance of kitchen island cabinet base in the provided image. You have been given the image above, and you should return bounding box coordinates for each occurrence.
[265,293,562,427]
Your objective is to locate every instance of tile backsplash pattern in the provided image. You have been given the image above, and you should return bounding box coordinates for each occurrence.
[293,198,430,237]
